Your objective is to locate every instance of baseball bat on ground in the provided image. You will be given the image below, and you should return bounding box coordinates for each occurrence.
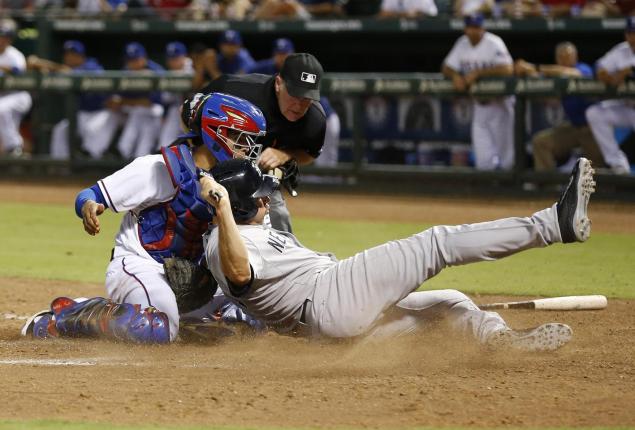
[478,295,607,311]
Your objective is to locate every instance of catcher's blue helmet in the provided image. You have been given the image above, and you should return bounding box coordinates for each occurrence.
[181,92,266,162]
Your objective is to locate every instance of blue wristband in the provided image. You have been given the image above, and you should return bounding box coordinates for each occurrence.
[75,184,107,218]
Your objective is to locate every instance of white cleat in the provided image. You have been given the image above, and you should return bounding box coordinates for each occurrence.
[487,323,573,352]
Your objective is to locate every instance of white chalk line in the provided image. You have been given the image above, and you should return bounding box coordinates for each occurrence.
[2,312,30,321]
[0,358,98,366]
[0,356,228,368]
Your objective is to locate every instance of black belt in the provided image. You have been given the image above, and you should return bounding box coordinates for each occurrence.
[299,299,311,324]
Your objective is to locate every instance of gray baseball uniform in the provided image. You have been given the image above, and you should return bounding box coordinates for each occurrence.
[205,204,562,342]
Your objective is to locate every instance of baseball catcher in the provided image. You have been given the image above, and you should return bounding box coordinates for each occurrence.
[22,92,267,343]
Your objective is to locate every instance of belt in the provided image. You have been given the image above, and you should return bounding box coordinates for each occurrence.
[299,299,311,324]
[285,300,313,337]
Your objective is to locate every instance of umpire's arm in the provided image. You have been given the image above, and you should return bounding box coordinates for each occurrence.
[200,176,252,286]
[258,147,315,171]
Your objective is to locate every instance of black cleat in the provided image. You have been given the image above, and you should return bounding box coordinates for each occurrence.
[557,157,596,243]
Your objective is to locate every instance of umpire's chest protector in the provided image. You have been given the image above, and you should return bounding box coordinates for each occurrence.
[138,144,213,264]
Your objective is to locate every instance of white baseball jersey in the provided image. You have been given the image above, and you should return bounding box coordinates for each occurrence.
[97,154,177,262]
[596,41,635,74]
[0,45,26,74]
[206,224,337,328]
[0,45,31,151]
[443,32,512,74]
[0,45,27,95]
[584,41,635,173]
[380,0,438,16]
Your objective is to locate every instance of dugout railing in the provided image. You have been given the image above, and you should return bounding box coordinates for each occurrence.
[1,72,634,198]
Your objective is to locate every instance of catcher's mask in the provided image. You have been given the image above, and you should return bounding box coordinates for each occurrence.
[180,92,266,162]
[211,159,279,222]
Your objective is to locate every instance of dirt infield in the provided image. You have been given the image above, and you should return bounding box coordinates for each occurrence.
[1,181,634,428]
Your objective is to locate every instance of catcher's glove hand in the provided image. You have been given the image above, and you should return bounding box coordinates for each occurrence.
[163,257,217,313]
[274,159,299,196]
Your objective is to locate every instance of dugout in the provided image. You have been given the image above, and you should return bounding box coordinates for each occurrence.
[2,14,635,199]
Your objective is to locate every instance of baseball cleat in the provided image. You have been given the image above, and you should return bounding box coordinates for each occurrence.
[487,323,573,352]
[557,157,596,243]
[20,310,57,339]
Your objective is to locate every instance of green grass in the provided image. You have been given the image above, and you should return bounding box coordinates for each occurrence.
[0,202,122,283]
[0,202,633,298]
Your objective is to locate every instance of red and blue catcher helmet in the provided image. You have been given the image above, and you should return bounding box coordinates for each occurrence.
[181,92,266,162]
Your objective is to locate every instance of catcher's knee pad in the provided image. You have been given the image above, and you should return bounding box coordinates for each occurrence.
[116,305,170,344]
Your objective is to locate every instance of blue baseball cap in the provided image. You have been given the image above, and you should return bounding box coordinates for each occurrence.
[63,40,85,55]
[219,29,242,45]
[125,42,147,60]
[626,16,635,32]
[464,13,484,27]
[273,38,294,54]
[166,41,187,58]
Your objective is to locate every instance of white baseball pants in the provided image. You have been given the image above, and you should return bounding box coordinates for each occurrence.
[158,103,182,148]
[50,110,120,159]
[106,254,180,341]
[314,113,340,167]
[585,100,632,174]
[106,253,234,342]
[117,104,164,159]
[0,91,32,152]
[471,97,515,170]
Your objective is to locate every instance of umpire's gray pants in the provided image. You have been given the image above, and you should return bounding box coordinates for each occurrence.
[268,190,293,233]
[305,205,562,339]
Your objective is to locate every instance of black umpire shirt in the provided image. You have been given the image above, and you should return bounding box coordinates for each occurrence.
[201,74,326,159]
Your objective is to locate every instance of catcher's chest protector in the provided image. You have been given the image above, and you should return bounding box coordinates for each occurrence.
[138,144,213,263]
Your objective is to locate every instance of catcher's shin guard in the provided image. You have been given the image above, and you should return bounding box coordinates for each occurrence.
[51,296,170,344]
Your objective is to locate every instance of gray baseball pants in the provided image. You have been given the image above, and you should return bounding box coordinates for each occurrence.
[304,205,562,342]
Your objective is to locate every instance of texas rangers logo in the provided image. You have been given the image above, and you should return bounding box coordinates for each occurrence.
[301,72,317,84]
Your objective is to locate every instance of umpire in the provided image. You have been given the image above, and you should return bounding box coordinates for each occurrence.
[201,52,326,232]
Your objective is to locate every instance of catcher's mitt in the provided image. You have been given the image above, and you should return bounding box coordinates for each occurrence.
[163,257,217,313]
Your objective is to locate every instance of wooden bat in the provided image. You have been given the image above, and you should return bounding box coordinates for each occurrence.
[478,295,607,311]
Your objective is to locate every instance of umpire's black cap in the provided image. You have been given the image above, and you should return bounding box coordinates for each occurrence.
[280,53,323,101]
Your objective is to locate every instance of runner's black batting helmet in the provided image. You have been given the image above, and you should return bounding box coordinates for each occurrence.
[211,159,278,222]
